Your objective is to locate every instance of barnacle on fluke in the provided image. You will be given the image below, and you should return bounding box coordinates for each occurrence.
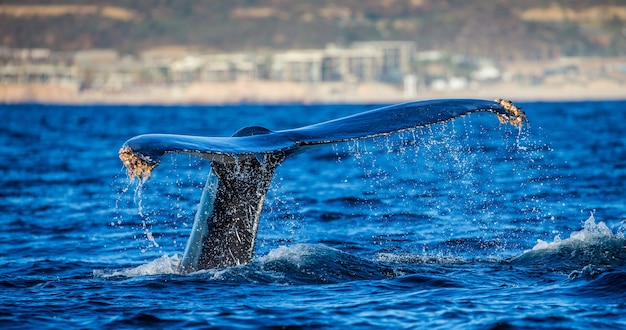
[496,98,528,126]
[119,146,158,181]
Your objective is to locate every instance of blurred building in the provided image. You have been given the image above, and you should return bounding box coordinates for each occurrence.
[270,41,417,84]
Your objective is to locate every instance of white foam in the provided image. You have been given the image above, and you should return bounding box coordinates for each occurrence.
[531,213,622,251]
[258,244,316,265]
[375,252,468,264]
[95,254,181,277]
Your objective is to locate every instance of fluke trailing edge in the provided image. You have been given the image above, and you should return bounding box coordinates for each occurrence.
[119,98,527,272]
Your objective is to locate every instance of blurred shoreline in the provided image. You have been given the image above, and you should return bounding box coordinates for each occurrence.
[1,80,624,105]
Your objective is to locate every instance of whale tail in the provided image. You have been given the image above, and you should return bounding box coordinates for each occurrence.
[181,153,284,271]
[119,98,527,272]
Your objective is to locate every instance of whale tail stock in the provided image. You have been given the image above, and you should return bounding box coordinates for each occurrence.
[183,153,284,271]
[118,98,527,272]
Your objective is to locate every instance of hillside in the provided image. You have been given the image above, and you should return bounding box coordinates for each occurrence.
[1,0,625,58]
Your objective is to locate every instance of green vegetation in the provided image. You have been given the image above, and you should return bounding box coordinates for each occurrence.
[1,0,625,58]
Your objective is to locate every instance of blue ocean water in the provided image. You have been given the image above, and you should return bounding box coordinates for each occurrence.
[1,100,625,329]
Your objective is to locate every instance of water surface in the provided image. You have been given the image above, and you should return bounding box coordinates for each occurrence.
[1,101,625,329]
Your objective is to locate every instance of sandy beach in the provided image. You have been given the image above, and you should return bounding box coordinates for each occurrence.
[1,80,624,105]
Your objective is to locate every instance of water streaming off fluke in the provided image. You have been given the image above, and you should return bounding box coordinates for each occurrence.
[118,98,527,271]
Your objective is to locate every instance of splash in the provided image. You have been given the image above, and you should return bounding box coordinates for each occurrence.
[117,99,529,272]
[513,213,626,278]
[531,213,623,251]
[375,252,468,265]
[95,254,181,277]
[258,244,318,265]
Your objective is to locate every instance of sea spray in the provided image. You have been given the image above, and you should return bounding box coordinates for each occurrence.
[512,213,626,277]
[94,254,181,277]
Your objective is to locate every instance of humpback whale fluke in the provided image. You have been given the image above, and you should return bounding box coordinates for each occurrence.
[119,98,527,272]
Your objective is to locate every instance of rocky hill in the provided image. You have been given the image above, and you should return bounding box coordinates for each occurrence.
[1,0,625,58]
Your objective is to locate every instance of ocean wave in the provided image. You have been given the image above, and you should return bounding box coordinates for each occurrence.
[96,214,626,286]
[95,244,394,284]
[94,254,182,278]
[257,244,394,283]
[511,213,626,278]
[531,213,624,251]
